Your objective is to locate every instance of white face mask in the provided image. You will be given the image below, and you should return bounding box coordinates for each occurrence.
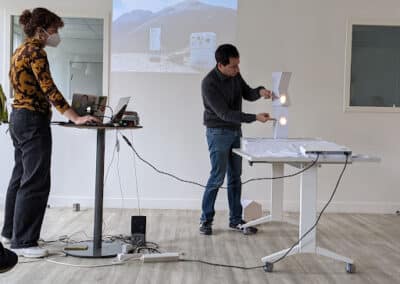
[43,29,61,47]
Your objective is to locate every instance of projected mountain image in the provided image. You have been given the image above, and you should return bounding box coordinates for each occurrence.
[112,0,237,73]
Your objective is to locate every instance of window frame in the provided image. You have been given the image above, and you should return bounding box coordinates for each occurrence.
[344,18,400,113]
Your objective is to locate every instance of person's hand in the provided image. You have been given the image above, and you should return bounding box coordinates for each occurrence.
[260,88,273,99]
[271,91,280,100]
[73,115,101,125]
[256,113,274,123]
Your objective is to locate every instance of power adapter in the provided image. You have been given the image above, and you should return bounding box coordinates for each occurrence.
[121,243,133,254]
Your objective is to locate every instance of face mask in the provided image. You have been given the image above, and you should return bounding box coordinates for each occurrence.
[43,29,61,47]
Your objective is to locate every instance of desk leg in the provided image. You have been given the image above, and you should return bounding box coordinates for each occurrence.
[64,129,121,258]
[93,128,105,250]
[261,164,355,273]
[271,163,284,222]
[298,164,317,252]
[242,163,284,228]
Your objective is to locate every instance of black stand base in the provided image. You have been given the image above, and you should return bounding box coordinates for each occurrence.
[63,241,122,258]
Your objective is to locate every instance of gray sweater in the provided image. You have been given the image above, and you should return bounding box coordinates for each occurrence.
[202,67,264,130]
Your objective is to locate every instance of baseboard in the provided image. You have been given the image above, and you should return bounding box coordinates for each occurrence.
[0,195,397,214]
[0,195,394,214]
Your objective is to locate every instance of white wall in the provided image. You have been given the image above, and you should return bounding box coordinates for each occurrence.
[1,0,399,214]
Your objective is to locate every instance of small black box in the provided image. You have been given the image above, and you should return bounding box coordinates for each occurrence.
[131,216,146,246]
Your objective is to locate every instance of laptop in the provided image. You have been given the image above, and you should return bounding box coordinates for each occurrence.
[110,97,130,124]
[53,95,131,126]
[71,93,107,122]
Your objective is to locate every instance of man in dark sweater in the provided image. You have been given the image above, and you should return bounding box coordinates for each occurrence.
[200,44,274,235]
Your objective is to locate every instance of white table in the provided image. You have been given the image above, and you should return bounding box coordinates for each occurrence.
[233,138,379,273]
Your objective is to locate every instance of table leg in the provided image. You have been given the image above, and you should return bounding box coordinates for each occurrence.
[261,164,354,273]
[64,129,121,258]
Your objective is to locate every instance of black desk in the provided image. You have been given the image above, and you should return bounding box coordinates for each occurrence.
[58,124,142,258]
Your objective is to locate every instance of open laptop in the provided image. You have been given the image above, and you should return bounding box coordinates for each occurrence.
[53,95,131,126]
[88,96,131,125]
[109,97,130,124]
[71,93,107,122]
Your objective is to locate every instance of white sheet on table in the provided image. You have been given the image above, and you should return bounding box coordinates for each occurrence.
[241,138,349,158]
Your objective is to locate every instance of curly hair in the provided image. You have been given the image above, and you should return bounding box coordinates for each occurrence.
[19,8,64,38]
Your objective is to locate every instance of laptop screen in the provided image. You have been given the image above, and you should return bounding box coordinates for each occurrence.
[111,97,130,123]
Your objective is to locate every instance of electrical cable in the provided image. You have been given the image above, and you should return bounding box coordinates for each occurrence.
[241,159,319,184]
[101,130,120,236]
[17,252,141,268]
[119,133,320,189]
[179,258,264,270]
[104,105,114,118]
[129,130,142,215]
[89,104,114,119]
[120,134,208,188]
[45,254,141,268]
[116,137,126,210]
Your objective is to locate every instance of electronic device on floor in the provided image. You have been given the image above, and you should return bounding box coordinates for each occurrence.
[131,216,146,246]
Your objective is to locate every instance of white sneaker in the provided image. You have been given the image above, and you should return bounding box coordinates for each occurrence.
[11,246,48,258]
[0,236,11,245]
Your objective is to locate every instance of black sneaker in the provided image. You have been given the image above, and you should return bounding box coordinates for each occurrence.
[199,221,212,235]
[229,220,258,235]
[0,242,18,273]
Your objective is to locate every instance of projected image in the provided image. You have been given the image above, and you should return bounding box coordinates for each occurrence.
[112,0,238,73]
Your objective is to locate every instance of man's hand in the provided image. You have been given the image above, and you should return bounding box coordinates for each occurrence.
[256,113,274,123]
[259,88,273,99]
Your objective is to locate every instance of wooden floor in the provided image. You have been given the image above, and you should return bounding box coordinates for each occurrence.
[0,208,399,284]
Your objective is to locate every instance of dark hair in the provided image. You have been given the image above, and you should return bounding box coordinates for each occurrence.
[215,44,240,66]
[19,8,64,38]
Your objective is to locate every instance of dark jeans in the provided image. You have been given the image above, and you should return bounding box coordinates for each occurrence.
[1,109,52,248]
[201,128,242,225]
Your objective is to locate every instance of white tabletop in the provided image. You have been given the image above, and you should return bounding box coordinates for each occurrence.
[234,138,380,164]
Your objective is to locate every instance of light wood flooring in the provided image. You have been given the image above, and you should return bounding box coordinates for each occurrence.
[0,208,399,284]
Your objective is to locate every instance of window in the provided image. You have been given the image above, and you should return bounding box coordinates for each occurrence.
[11,17,104,100]
[344,21,400,112]
[3,13,109,103]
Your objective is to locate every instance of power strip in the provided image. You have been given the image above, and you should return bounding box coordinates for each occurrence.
[141,252,180,263]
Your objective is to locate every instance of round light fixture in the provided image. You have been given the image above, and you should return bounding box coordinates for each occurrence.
[279,94,287,104]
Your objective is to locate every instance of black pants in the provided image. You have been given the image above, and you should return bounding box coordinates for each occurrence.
[1,109,52,248]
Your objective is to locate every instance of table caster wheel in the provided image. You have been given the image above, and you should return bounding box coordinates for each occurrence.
[263,262,273,272]
[346,263,356,273]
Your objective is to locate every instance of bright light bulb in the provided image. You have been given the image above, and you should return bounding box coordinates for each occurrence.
[279,94,287,104]
[279,117,287,125]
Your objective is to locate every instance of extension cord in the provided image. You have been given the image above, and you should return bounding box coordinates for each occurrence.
[141,252,180,263]
[116,253,141,262]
